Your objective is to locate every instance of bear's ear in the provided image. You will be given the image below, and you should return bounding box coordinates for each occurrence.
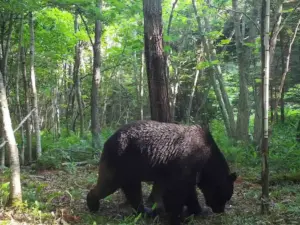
[229,172,237,182]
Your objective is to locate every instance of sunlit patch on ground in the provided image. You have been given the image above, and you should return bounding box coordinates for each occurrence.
[1,166,300,225]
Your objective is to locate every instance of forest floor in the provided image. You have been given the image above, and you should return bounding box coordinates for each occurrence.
[1,164,300,225]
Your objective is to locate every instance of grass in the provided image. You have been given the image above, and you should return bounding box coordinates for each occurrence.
[1,113,300,224]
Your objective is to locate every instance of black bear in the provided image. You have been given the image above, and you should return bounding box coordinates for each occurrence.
[87,120,237,225]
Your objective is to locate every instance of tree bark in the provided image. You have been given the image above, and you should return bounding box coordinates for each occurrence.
[0,13,13,85]
[192,0,235,137]
[274,19,300,123]
[0,70,22,206]
[280,31,285,123]
[91,0,102,149]
[65,64,73,135]
[261,0,270,214]
[21,47,32,163]
[73,12,84,137]
[29,12,42,159]
[186,70,199,124]
[232,0,250,141]
[143,0,171,122]
[0,116,5,167]
[16,15,25,165]
[140,51,145,120]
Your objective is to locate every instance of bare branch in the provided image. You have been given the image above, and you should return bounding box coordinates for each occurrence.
[272,19,300,126]
[0,108,35,149]
[79,12,94,46]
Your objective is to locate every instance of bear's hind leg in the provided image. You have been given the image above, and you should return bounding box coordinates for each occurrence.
[121,182,151,216]
[87,161,119,212]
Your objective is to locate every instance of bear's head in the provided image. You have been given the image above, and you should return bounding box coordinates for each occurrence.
[198,172,237,213]
[86,189,100,212]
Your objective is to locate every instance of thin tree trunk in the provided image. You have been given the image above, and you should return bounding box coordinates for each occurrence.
[73,12,84,137]
[91,0,102,149]
[270,85,274,122]
[140,51,144,120]
[65,64,73,135]
[0,116,5,167]
[170,66,179,120]
[280,30,285,123]
[186,70,200,124]
[232,0,250,141]
[0,70,22,206]
[0,13,13,84]
[21,47,32,163]
[192,0,235,137]
[261,0,270,214]
[273,19,300,120]
[16,15,25,165]
[143,0,171,122]
[29,12,42,159]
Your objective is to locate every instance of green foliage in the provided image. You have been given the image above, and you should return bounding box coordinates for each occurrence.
[36,128,114,170]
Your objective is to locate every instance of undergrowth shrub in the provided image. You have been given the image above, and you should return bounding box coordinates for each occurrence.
[36,128,114,170]
[211,108,300,176]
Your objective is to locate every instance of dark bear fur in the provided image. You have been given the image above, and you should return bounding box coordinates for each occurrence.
[87,120,237,225]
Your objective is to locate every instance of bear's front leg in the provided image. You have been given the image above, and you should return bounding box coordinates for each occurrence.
[161,182,188,225]
[184,185,202,216]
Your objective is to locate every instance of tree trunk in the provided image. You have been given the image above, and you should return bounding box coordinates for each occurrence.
[274,19,300,123]
[261,0,270,214]
[296,120,300,142]
[140,51,145,120]
[91,0,102,149]
[29,12,42,159]
[0,116,5,168]
[280,32,285,123]
[270,85,274,122]
[0,13,13,85]
[73,12,84,137]
[16,15,25,165]
[170,66,179,120]
[232,0,251,141]
[192,0,235,137]
[21,47,32,163]
[65,64,73,135]
[186,70,199,124]
[143,0,171,122]
[0,70,22,206]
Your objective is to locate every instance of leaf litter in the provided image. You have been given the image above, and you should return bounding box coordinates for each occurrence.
[1,165,300,225]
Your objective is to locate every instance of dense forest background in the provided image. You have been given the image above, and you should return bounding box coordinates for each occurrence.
[1,0,300,224]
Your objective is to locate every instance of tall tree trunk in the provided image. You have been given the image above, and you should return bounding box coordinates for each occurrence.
[274,19,300,123]
[232,0,250,141]
[143,0,171,122]
[0,13,13,85]
[29,12,42,159]
[270,85,274,122]
[261,0,270,214]
[280,31,285,123]
[186,70,200,124]
[0,70,22,206]
[192,0,235,137]
[65,64,73,135]
[21,47,32,163]
[170,66,179,120]
[91,0,102,149]
[73,12,84,137]
[16,15,25,165]
[0,116,5,167]
[140,51,145,120]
